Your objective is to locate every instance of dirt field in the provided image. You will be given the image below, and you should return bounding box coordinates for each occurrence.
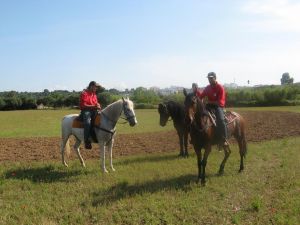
[1,111,300,162]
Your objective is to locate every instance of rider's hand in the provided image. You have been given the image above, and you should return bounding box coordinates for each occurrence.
[96,103,101,109]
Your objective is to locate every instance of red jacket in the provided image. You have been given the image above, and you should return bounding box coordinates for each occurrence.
[199,82,226,107]
[80,90,99,110]
[194,89,202,98]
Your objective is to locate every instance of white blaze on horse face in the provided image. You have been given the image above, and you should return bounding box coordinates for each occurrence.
[188,107,195,124]
[125,99,137,126]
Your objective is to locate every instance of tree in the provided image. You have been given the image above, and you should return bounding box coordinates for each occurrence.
[0,97,5,110]
[281,73,294,85]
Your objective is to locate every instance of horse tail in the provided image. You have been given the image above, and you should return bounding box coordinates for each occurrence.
[241,128,247,158]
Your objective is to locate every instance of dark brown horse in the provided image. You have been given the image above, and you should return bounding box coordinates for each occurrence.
[158,101,189,157]
[183,90,247,185]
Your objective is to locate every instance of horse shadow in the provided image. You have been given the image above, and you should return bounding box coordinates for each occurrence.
[5,165,82,183]
[92,174,195,206]
[116,154,180,166]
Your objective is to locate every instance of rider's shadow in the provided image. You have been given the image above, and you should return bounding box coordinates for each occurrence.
[91,174,195,206]
[4,165,82,183]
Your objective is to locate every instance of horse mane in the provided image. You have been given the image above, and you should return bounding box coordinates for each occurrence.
[102,99,123,114]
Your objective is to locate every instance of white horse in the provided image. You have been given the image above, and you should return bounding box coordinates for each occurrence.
[60,97,137,172]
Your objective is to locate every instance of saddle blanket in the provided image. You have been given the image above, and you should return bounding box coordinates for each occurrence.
[72,114,101,128]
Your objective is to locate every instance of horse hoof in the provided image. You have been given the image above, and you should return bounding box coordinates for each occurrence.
[63,163,69,167]
[201,180,206,186]
[111,167,116,172]
[102,169,109,173]
[238,169,244,173]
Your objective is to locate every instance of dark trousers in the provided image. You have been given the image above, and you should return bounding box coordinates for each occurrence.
[207,104,228,140]
[81,109,97,143]
[215,106,228,140]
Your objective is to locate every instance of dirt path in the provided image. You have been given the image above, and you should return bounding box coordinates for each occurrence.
[1,111,300,162]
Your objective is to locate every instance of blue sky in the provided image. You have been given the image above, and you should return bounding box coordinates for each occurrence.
[1,0,300,91]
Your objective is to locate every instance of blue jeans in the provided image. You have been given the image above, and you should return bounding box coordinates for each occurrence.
[81,109,97,143]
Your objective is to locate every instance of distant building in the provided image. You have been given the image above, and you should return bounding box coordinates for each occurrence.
[157,86,185,95]
[224,83,238,89]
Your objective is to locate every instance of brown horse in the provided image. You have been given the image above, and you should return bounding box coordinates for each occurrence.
[183,90,247,185]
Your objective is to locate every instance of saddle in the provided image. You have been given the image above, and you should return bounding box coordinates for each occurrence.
[205,107,238,127]
[72,113,102,143]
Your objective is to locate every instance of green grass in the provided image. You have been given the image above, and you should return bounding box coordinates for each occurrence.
[1,106,300,138]
[0,109,173,138]
[0,137,299,225]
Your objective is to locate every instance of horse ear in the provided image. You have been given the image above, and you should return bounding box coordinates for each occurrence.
[183,88,187,96]
[122,97,125,103]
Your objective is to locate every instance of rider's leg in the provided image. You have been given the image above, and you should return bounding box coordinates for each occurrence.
[216,107,228,145]
[82,110,92,149]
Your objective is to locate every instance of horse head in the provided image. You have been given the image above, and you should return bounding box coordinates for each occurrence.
[158,103,170,126]
[183,89,207,126]
[122,97,138,127]
[183,89,198,126]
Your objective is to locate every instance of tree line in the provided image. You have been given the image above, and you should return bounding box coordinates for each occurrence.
[0,84,300,111]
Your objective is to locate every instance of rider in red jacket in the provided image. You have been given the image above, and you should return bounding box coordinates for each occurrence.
[192,83,202,98]
[199,72,228,146]
[80,81,101,149]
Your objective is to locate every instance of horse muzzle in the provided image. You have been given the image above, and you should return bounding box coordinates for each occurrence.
[159,119,167,127]
[129,118,137,127]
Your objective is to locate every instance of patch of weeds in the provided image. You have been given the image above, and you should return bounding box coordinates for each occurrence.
[251,196,263,212]
[231,213,242,224]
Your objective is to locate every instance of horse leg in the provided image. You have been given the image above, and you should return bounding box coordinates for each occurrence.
[61,136,70,167]
[218,145,231,175]
[107,139,115,171]
[184,131,189,157]
[177,131,184,157]
[195,149,202,184]
[99,143,108,173]
[201,146,212,186]
[73,138,86,168]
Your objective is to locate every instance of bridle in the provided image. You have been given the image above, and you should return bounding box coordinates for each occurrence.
[94,101,136,143]
[159,103,172,122]
[187,97,212,133]
[121,101,136,123]
[98,101,136,130]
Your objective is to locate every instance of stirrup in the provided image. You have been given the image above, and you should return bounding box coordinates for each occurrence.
[84,141,92,149]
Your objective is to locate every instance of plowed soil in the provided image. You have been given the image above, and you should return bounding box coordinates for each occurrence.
[1,111,300,162]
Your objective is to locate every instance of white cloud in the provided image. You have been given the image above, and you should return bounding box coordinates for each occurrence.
[242,0,300,32]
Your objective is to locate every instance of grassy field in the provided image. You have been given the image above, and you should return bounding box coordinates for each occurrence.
[0,109,173,138]
[0,137,299,225]
[0,106,300,138]
[0,106,299,224]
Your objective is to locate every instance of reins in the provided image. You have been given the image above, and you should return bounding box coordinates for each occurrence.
[96,101,135,136]
[190,98,213,133]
